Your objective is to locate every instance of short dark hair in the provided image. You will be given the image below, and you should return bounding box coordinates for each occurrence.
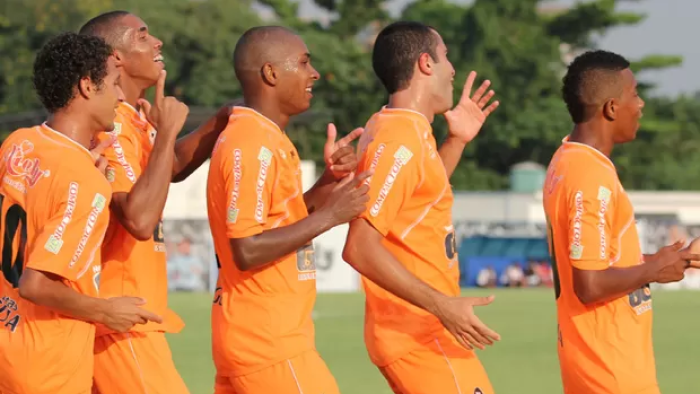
[78,10,131,47]
[562,50,631,123]
[372,21,439,94]
[33,32,113,113]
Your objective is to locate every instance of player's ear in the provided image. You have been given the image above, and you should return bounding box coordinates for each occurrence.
[603,98,616,121]
[417,53,433,76]
[112,49,125,67]
[261,63,277,86]
[78,76,94,99]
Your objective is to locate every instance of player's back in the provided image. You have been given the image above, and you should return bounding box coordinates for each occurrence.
[356,107,460,367]
[96,102,182,336]
[543,139,658,394]
[206,107,316,377]
[0,124,111,394]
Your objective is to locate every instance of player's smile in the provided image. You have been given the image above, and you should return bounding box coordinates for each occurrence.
[154,53,164,69]
[305,84,313,98]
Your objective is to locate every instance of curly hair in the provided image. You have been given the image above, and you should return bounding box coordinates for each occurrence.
[562,50,630,124]
[33,32,113,113]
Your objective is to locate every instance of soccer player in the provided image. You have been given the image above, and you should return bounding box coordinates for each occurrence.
[343,21,501,394]
[0,33,162,394]
[207,26,369,394]
[79,11,231,394]
[543,50,700,394]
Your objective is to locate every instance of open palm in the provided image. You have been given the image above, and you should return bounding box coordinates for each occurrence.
[444,71,500,144]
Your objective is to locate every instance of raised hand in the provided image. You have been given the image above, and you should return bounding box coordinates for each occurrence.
[443,71,500,144]
[647,240,700,282]
[319,171,372,226]
[137,70,189,138]
[323,123,364,180]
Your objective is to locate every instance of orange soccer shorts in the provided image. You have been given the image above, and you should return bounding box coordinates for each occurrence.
[214,350,340,394]
[379,337,494,394]
[93,331,189,394]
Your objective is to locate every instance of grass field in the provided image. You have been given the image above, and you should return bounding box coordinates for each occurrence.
[167,288,700,394]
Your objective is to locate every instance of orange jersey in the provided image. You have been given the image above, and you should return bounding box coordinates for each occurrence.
[0,124,111,394]
[95,102,183,336]
[207,107,317,377]
[356,107,461,367]
[543,138,658,394]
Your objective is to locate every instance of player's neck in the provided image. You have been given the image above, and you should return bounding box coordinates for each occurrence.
[569,123,614,157]
[243,95,290,131]
[387,88,435,123]
[45,109,94,149]
[119,75,148,110]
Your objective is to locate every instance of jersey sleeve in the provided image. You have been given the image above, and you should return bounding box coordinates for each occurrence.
[219,136,276,239]
[26,176,110,282]
[358,137,421,236]
[98,124,142,194]
[567,172,616,271]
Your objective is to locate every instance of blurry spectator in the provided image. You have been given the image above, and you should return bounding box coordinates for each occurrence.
[168,237,206,292]
[500,262,525,287]
[524,261,541,287]
[476,265,497,288]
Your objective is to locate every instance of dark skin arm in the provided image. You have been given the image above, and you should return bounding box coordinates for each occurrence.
[232,172,371,272]
[303,171,336,214]
[111,135,176,241]
[573,265,654,305]
[573,244,700,305]
[112,71,188,240]
[171,102,237,183]
[230,210,334,271]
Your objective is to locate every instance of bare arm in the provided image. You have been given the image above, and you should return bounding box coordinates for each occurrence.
[111,72,188,240]
[231,210,334,271]
[303,171,336,213]
[343,219,448,314]
[110,135,176,240]
[232,173,370,271]
[172,104,234,183]
[438,137,467,178]
[572,265,653,305]
[19,269,108,323]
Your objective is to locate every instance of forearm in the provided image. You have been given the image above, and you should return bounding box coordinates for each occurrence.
[172,107,230,182]
[344,234,447,315]
[233,210,334,270]
[121,136,176,233]
[19,269,107,324]
[438,136,467,178]
[574,263,654,305]
[303,170,336,213]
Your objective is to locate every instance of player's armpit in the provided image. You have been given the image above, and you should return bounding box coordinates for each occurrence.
[26,182,110,282]
[343,218,447,315]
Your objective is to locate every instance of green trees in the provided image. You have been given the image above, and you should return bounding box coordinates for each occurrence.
[0,0,696,190]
